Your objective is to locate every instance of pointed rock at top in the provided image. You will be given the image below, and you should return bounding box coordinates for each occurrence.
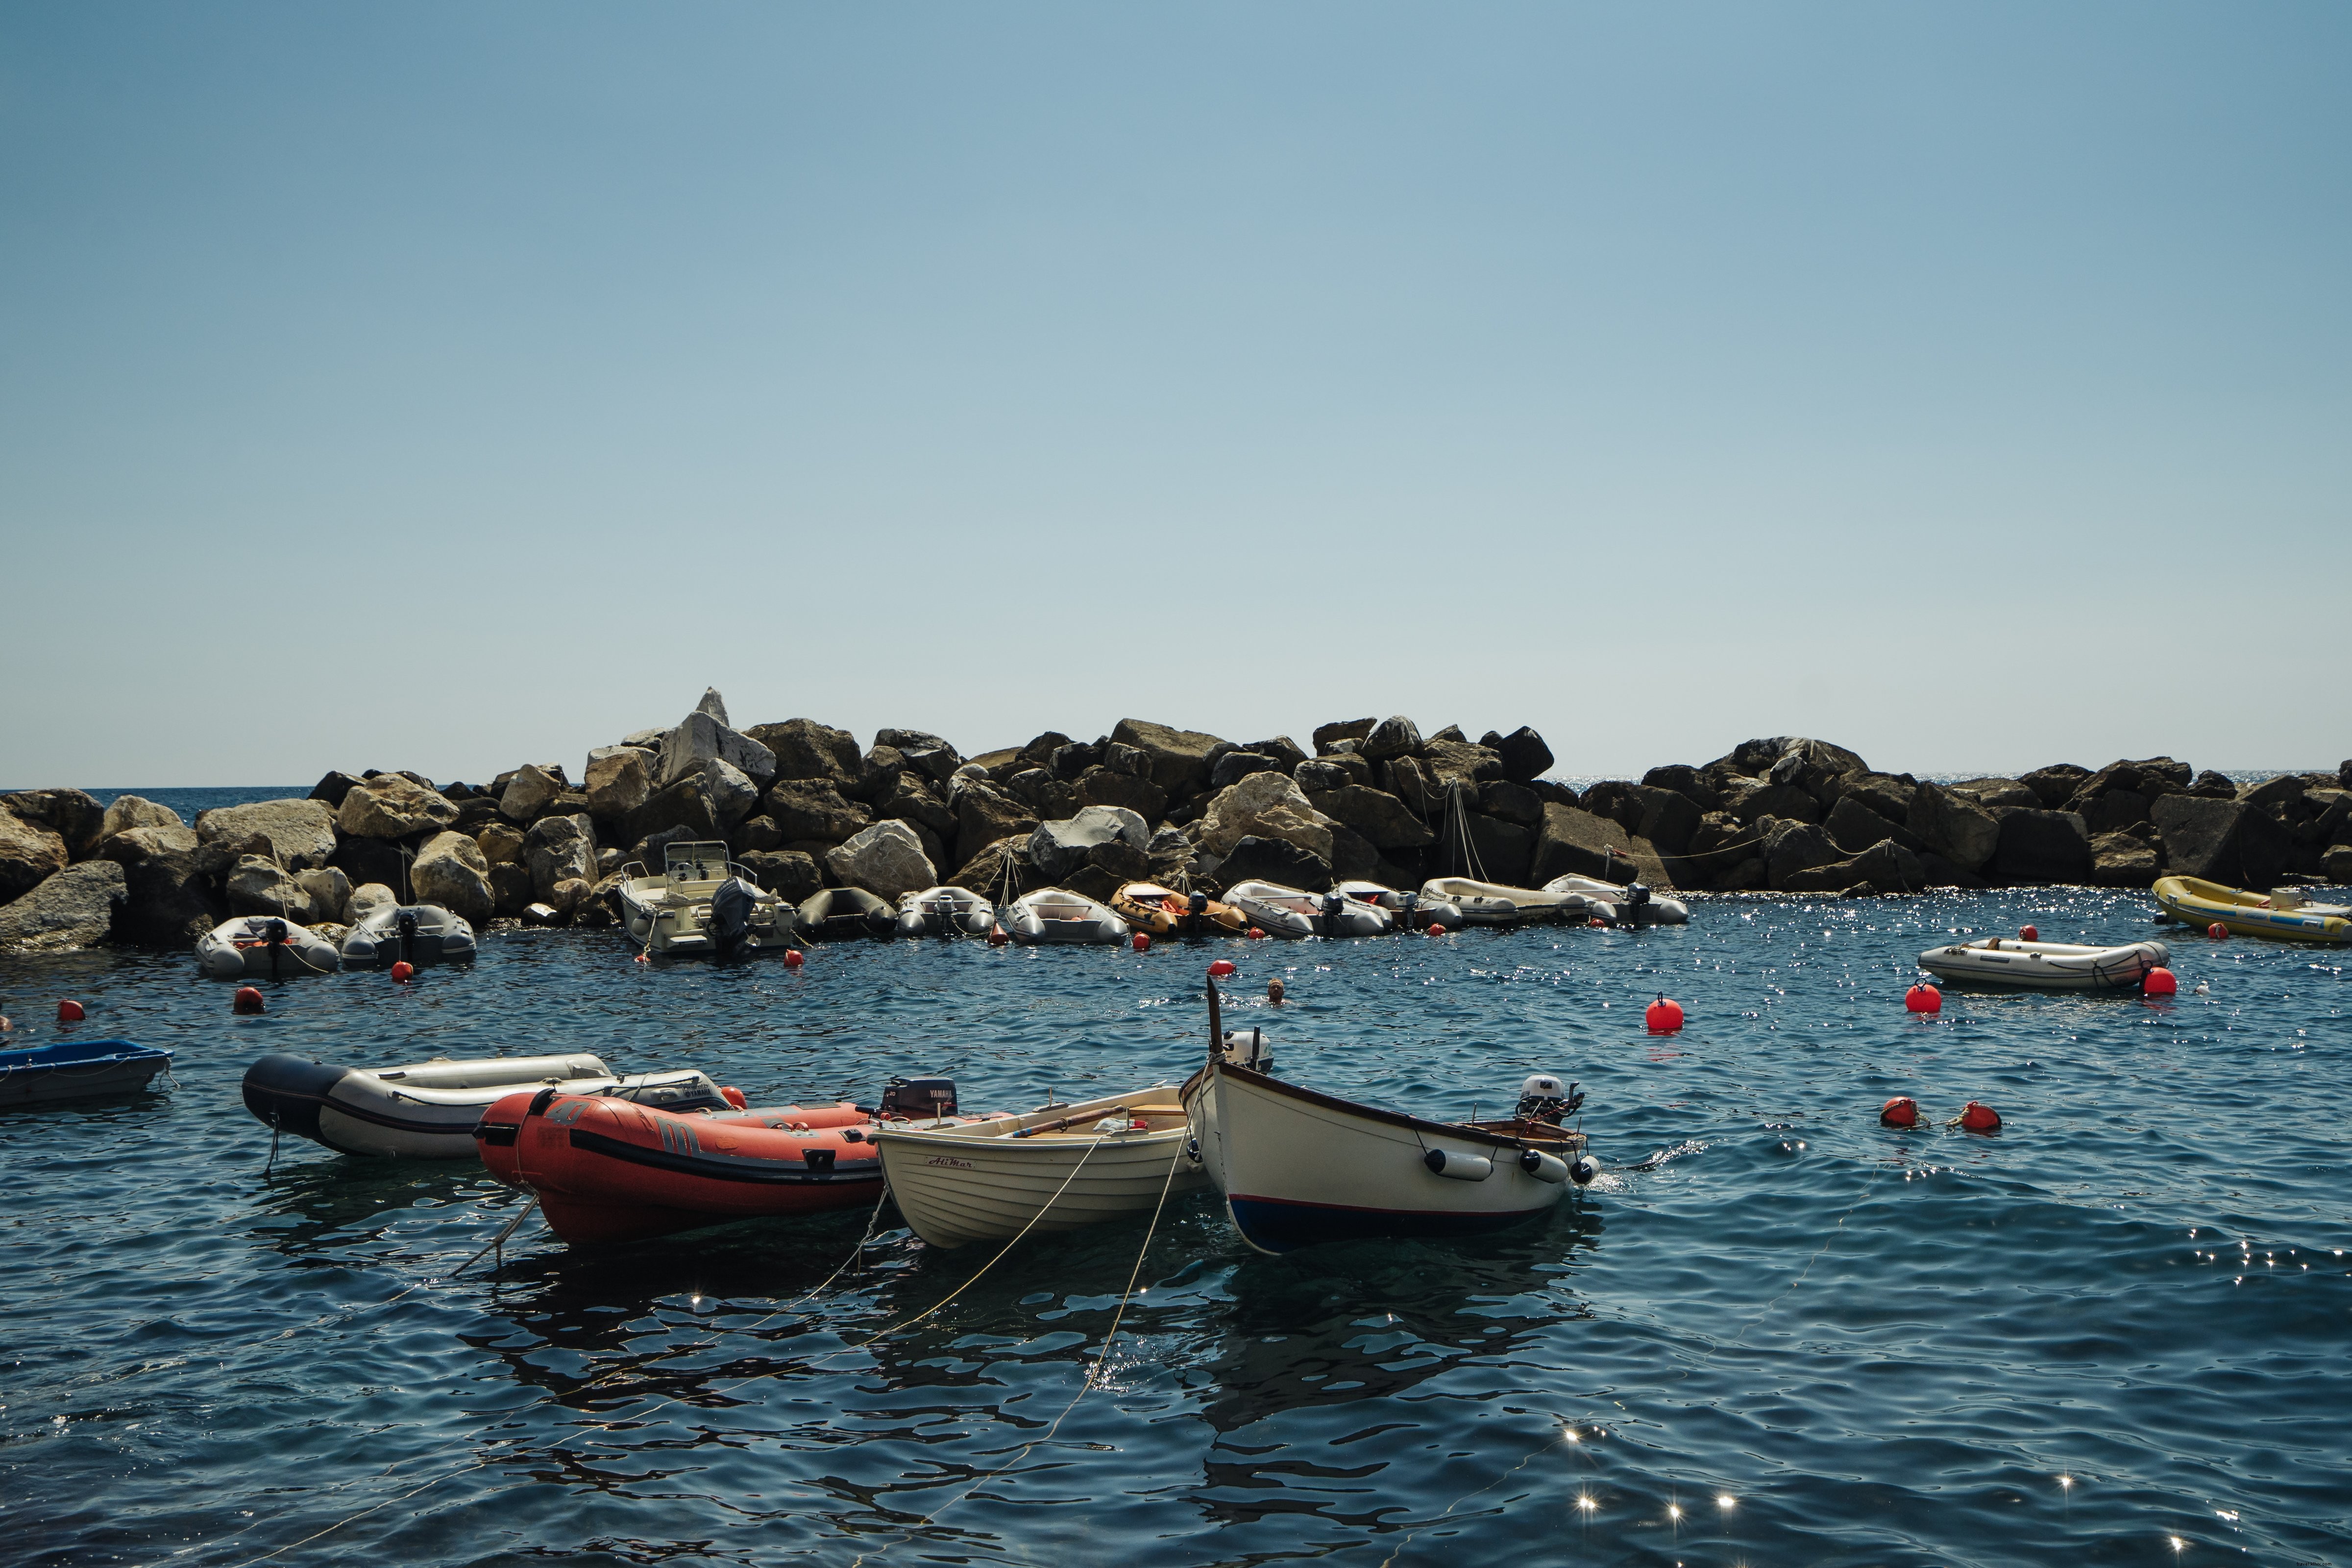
[695,687,731,727]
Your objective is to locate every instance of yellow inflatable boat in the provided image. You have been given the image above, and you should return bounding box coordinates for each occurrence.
[2152,876,2351,945]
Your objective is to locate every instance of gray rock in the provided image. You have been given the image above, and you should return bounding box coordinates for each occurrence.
[875,729,964,784]
[98,824,198,863]
[1640,764,1720,813]
[347,882,400,924]
[1479,780,1545,828]
[2017,763,2092,810]
[1210,750,1280,791]
[877,773,956,836]
[1049,741,1102,781]
[2152,794,2293,887]
[483,861,529,918]
[1420,739,1505,787]
[1909,783,2000,872]
[2324,842,2352,883]
[1438,810,1536,885]
[96,794,184,848]
[622,727,669,751]
[307,771,364,809]
[2238,773,2306,811]
[747,719,862,788]
[1362,715,1423,761]
[629,772,721,844]
[226,855,317,922]
[339,775,459,839]
[499,764,565,822]
[1827,795,1926,858]
[738,850,825,905]
[1839,772,1916,825]
[1308,785,1435,850]
[2082,789,2153,834]
[1491,726,1555,784]
[1986,808,2092,885]
[112,846,225,948]
[951,781,1038,862]
[948,834,1043,903]
[2091,832,2161,888]
[761,778,871,844]
[524,816,597,902]
[1103,742,1152,778]
[0,808,70,902]
[1071,766,1168,823]
[196,798,339,870]
[1029,806,1150,879]
[1109,718,1228,797]
[658,711,778,789]
[1312,718,1377,752]
[476,821,527,864]
[585,749,653,822]
[295,866,352,925]
[0,789,105,857]
[694,686,731,726]
[0,859,126,951]
[1200,774,1337,862]
[1764,820,1844,887]
[2188,770,2237,799]
[1214,834,1332,893]
[1726,782,1823,826]
[730,815,783,855]
[1627,785,1700,854]
[826,820,937,901]
[702,758,761,828]
[1294,760,1350,794]
[1382,755,1438,816]
[1529,803,1659,886]
[1006,768,1081,820]
[414,830,496,926]
[1948,777,2041,810]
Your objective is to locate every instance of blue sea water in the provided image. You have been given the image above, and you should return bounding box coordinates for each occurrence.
[1,791,2348,1566]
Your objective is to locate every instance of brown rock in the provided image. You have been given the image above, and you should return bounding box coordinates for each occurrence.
[746,719,862,789]
[0,789,105,858]
[0,807,72,902]
[1109,718,1228,797]
[339,774,460,839]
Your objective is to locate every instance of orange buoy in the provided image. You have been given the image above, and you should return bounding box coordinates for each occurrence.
[2207,922,2227,940]
[986,923,1008,946]
[1905,983,1942,1014]
[56,999,85,1023]
[784,948,806,967]
[721,1086,748,1109]
[2019,924,2038,942]
[1132,933,1151,952]
[1208,959,1237,979]
[2143,966,2178,996]
[1427,922,1445,936]
[1880,1096,1920,1128]
[1959,1101,2001,1132]
[232,985,266,1015]
[1644,996,1684,1033]
[390,961,415,981]
[1246,927,1267,940]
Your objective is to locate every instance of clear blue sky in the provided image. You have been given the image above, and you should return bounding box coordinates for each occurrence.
[4,3,2345,787]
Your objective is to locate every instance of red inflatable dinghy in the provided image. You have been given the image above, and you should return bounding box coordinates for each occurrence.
[475,1076,1003,1244]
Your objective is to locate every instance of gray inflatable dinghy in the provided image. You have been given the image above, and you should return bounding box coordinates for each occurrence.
[800,886,896,941]
[197,916,342,979]
[896,886,995,937]
[340,903,477,968]
[1001,888,1128,944]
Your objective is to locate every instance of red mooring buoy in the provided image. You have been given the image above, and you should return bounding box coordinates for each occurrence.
[784,948,807,967]
[1960,1101,2002,1133]
[1132,932,1151,953]
[986,924,1008,946]
[1880,1096,1920,1128]
[390,961,415,981]
[2143,966,2178,996]
[2019,924,2039,942]
[1208,959,1237,979]
[2207,922,2228,940]
[1427,923,1446,936]
[57,999,85,1023]
[1906,983,1942,1014]
[232,985,265,1015]
[1645,996,1684,1033]
[1246,927,1266,940]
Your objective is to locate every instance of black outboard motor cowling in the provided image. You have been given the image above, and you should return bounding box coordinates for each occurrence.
[1622,883,1652,927]
[709,876,760,960]
[879,1076,958,1120]
[396,909,419,966]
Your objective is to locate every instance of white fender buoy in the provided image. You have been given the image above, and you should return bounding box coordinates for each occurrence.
[1569,1154,1601,1186]
[1519,1149,1570,1183]
[1422,1148,1494,1181]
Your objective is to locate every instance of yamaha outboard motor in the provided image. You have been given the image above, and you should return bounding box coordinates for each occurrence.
[709,876,760,961]
[1318,891,1345,935]
[879,1076,958,1121]
[395,908,418,967]
[1513,1072,1584,1126]
[1187,890,1208,934]
[1622,882,1652,928]
[264,917,288,978]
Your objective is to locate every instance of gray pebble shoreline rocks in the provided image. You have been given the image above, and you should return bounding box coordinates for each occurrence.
[3,687,2348,954]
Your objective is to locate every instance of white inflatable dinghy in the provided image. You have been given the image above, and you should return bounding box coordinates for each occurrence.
[340,903,476,968]
[196,916,342,979]
[897,885,995,937]
[1223,881,1391,938]
[1419,878,1583,926]
[240,1051,735,1159]
[1918,937,2170,992]
[1336,881,1463,931]
[1001,888,1128,944]
[1542,873,1690,927]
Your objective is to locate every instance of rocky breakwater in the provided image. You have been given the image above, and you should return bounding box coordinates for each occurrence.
[5,692,2349,954]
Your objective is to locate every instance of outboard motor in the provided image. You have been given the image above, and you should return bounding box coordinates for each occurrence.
[1319,891,1345,934]
[1513,1072,1584,1126]
[263,917,288,978]
[1187,890,1208,933]
[395,908,419,967]
[1220,1028,1273,1073]
[1400,891,1420,928]
[1622,882,1652,928]
[879,1076,958,1122]
[709,876,759,961]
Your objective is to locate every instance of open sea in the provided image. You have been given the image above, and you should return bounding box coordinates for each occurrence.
[2,788,2347,1567]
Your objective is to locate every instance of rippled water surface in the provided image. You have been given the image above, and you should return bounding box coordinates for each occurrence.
[4,867,2348,1566]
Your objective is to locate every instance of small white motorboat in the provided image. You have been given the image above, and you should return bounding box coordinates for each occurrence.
[1180,976,1593,1254]
[1,1039,174,1106]
[340,903,477,968]
[1222,881,1392,938]
[1541,873,1690,927]
[619,840,795,958]
[1000,887,1128,945]
[1918,936,2171,991]
[873,1082,1204,1248]
[241,1051,735,1159]
[895,885,995,937]
[1419,878,1583,926]
[196,915,342,979]
[1336,880,1463,931]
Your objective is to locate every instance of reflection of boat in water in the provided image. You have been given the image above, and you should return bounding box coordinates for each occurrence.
[1182,975,1595,1254]
[874,1083,1200,1248]
[2154,876,2352,945]
[619,841,794,957]
[1919,936,2170,990]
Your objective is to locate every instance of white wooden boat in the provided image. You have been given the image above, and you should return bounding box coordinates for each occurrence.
[619,840,794,957]
[0,1039,173,1105]
[240,1051,734,1159]
[1335,881,1463,931]
[1918,936,2170,991]
[1541,873,1690,926]
[1419,878,1583,926]
[1222,881,1391,938]
[340,902,478,967]
[873,1084,1203,1248]
[895,885,995,937]
[196,915,342,979]
[1001,887,1128,944]
[1179,976,1593,1254]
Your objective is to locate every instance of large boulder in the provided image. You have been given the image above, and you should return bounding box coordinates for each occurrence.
[2017,764,2092,810]
[1479,780,1545,828]
[658,710,778,790]
[225,855,318,922]
[1361,716,1422,761]
[1488,727,1555,784]
[1530,803,1659,886]
[339,775,459,839]
[1072,766,1168,822]
[98,823,199,863]
[585,749,653,822]
[1209,750,1281,791]
[701,758,761,828]
[875,728,963,785]
[1028,806,1149,879]
[1909,782,2000,872]
[307,771,364,809]
[1985,809,2093,885]
[2090,832,2161,888]
[498,764,565,822]
[95,794,184,850]
[876,773,957,837]
[1308,785,1435,850]
[763,779,871,844]
[1624,785,1701,855]
[1641,765,1720,813]
[1312,718,1377,752]
[0,789,105,858]
[1438,810,1536,885]
[1778,838,1925,895]
[748,719,862,789]
[826,820,937,901]
[404,831,493,926]
[951,780,1039,861]
[1949,777,2041,810]
[0,860,126,951]
[1200,773,1338,863]
[295,866,353,924]
[1006,768,1081,820]
[524,816,597,902]
[1420,740,1504,787]
[2152,794,2293,888]
[1839,773,1916,825]
[476,821,527,864]
[694,686,731,725]
[195,798,339,870]
[112,845,226,948]
[738,849,826,905]
[1723,781,1821,825]
[629,771,721,844]
[1214,834,1333,893]
[1764,819,1845,887]
[0,808,72,902]
[1109,719,1227,797]
[1827,795,1926,858]
[1382,755,1440,817]
[949,834,1045,902]
[486,861,535,917]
